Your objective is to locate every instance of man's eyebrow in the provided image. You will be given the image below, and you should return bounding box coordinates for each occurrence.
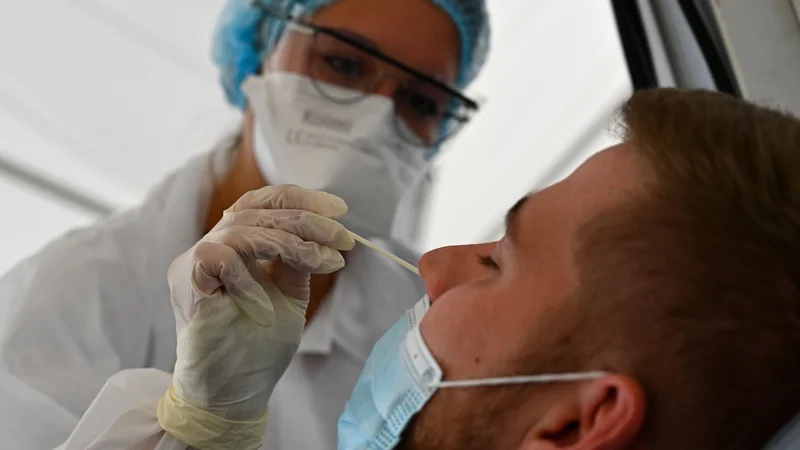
[505,195,531,240]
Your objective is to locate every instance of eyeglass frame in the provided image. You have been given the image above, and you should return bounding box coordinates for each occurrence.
[251,1,481,116]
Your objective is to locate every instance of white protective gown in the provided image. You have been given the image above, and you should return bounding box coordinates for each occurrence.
[0,134,425,449]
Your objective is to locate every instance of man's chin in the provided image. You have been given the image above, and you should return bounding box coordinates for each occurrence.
[393,416,420,450]
[395,415,448,450]
[389,386,516,450]
[391,398,474,450]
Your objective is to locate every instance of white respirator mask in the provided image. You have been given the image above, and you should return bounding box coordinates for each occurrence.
[241,71,428,239]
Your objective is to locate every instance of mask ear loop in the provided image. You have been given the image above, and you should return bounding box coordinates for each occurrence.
[429,371,609,389]
[404,322,607,390]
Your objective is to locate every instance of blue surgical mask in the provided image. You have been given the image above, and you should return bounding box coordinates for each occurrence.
[337,296,607,450]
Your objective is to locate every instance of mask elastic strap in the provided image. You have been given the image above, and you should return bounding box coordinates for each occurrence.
[429,371,608,389]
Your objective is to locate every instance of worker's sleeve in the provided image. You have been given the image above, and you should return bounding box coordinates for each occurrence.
[58,368,189,450]
[0,241,151,449]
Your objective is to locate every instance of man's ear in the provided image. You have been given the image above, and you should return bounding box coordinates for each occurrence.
[520,375,646,450]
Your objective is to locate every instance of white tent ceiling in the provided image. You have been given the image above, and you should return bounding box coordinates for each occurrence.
[0,0,237,205]
[0,0,631,273]
[416,0,631,249]
[0,0,239,273]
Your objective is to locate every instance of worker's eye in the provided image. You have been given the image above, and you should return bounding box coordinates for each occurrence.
[322,55,366,80]
[478,255,499,270]
[403,91,442,119]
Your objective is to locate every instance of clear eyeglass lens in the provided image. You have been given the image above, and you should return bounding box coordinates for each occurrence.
[308,32,377,102]
[394,98,469,147]
[307,30,471,146]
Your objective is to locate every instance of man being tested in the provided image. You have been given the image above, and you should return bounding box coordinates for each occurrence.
[62,88,800,449]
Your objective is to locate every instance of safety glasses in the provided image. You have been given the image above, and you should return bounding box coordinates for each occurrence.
[253,2,481,146]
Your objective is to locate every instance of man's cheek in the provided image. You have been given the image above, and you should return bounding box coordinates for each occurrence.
[421,296,489,378]
[419,306,462,376]
[424,267,479,303]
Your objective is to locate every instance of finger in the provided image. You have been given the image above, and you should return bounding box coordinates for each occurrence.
[227,185,348,219]
[216,209,355,251]
[206,226,346,274]
[190,242,276,327]
[259,260,311,303]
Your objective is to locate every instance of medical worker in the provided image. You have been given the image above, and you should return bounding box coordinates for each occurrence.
[0,0,490,448]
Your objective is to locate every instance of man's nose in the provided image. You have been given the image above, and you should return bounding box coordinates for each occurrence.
[418,242,497,303]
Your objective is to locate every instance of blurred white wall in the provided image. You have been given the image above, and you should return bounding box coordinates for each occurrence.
[416,0,632,250]
[0,175,96,276]
[0,0,239,272]
[414,0,800,251]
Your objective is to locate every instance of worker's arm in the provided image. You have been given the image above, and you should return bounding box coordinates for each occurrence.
[0,241,150,449]
[57,185,354,450]
[0,367,80,449]
[58,368,186,450]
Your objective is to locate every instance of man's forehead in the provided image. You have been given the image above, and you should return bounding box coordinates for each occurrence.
[509,144,646,246]
[545,143,643,208]
[573,143,642,188]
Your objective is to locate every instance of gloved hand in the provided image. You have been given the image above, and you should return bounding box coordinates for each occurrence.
[157,185,355,450]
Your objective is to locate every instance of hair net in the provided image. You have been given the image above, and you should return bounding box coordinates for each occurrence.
[212,0,491,110]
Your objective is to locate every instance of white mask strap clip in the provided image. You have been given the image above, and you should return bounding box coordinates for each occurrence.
[402,322,442,390]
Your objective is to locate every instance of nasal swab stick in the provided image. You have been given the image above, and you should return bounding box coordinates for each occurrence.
[349,231,421,276]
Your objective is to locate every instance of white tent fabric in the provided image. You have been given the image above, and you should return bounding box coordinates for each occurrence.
[0,0,239,275]
[413,0,631,249]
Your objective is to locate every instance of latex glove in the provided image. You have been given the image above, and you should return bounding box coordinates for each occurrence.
[157,185,355,450]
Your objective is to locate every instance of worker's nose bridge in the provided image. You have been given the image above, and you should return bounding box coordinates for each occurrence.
[369,70,406,99]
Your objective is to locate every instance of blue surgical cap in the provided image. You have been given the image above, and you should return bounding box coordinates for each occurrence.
[212,0,491,110]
